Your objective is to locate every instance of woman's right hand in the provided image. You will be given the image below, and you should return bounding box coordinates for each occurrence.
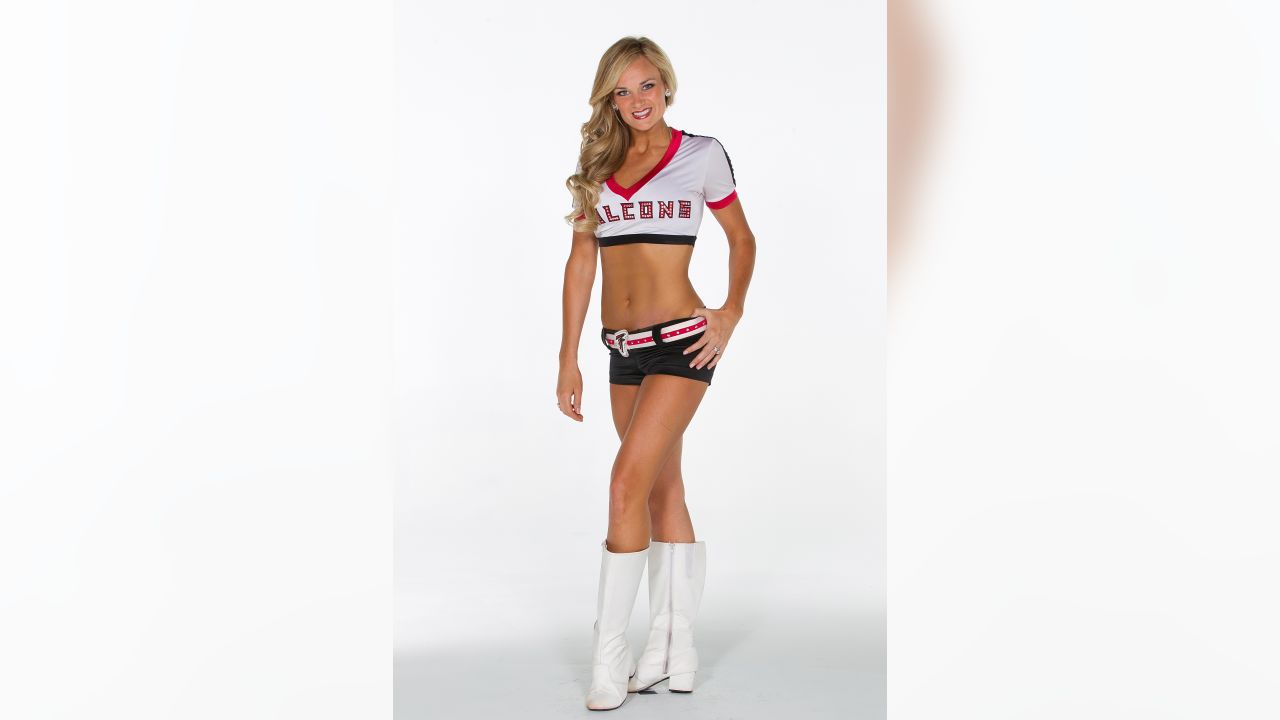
[557,363,584,422]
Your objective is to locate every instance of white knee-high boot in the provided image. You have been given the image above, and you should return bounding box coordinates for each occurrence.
[585,539,648,711]
[627,540,706,693]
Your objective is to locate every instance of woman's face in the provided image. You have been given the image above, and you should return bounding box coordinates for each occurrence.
[611,56,667,133]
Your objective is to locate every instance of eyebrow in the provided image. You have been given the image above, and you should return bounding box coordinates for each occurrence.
[615,77,657,90]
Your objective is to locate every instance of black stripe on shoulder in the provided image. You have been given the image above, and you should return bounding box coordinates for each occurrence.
[680,130,736,186]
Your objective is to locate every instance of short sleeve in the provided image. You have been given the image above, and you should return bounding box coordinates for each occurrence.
[703,138,738,209]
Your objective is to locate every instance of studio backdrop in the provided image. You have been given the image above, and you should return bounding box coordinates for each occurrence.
[392,2,885,717]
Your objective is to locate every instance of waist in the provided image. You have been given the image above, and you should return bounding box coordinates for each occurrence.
[599,246,701,328]
[601,316,708,355]
[600,291,702,330]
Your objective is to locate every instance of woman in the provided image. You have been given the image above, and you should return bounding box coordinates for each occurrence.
[556,36,757,711]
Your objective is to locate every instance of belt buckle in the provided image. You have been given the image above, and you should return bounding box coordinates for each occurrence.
[614,329,630,357]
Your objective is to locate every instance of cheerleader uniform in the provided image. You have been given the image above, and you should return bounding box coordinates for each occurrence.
[574,127,739,386]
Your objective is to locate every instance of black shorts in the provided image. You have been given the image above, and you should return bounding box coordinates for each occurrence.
[601,315,715,386]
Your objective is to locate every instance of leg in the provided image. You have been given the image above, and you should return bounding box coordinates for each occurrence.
[648,436,695,543]
[608,382,641,441]
[606,375,708,553]
[611,382,695,542]
[629,439,708,693]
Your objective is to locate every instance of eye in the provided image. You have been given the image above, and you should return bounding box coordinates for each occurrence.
[643,83,654,90]
[615,89,628,97]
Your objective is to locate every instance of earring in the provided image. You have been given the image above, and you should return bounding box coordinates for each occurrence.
[665,90,671,96]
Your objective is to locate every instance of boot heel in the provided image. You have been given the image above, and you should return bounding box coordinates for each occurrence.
[668,671,695,693]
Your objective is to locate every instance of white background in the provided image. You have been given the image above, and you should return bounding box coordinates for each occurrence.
[393,1,886,717]
[4,2,1279,719]
[1,2,392,718]
[892,1,1280,717]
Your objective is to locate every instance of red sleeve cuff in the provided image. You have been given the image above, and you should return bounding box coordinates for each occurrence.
[706,190,738,210]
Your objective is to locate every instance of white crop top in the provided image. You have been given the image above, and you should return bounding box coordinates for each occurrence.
[573,127,738,247]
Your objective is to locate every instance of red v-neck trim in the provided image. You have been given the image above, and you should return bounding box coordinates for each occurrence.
[606,127,681,201]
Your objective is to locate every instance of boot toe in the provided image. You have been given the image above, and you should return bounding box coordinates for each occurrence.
[586,661,632,709]
[585,686,626,710]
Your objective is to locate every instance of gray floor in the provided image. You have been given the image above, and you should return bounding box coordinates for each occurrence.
[395,606,884,718]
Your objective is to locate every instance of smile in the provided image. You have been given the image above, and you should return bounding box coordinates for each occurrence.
[631,108,652,120]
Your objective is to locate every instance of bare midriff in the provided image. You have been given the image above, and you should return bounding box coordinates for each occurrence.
[599,243,705,331]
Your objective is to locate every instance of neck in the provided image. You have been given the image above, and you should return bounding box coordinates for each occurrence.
[627,121,672,153]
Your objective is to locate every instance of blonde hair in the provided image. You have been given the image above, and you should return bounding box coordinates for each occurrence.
[564,36,678,232]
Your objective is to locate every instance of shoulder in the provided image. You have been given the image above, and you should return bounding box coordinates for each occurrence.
[678,130,734,173]
[678,129,728,153]
[679,129,736,185]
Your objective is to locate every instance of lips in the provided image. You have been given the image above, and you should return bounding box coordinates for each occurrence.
[631,108,652,120]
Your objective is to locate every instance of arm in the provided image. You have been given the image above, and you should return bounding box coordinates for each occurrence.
[557,228,598,421]
[711,197,756,321]
[696,138,755,322]
[560,228,598,362]
[685,196,756,370]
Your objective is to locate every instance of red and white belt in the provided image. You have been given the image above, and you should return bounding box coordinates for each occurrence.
[604,317,707,357]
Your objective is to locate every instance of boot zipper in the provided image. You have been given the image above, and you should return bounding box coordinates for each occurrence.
[663,542,674,675]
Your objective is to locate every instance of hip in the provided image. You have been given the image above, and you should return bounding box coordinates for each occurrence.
[600,315,716,386]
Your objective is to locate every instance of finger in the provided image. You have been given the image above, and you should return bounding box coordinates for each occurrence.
[709,337,729,367]
[572,386,584,419]
[681,333,710,356]
[689,344,714,369]
[685,332,719,363]
[696,337,726,369]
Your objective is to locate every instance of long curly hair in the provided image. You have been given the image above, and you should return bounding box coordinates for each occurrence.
[564,36,678,232]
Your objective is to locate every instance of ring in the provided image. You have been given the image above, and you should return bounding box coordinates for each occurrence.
[713,346,720,354]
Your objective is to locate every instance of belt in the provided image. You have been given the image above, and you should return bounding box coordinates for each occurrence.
[603,317,707,357]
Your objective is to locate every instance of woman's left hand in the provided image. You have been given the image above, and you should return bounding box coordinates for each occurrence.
[684,306,741,370]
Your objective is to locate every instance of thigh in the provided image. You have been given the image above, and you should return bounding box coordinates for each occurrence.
[608,383,641,441]
[612,382,685,492]
[611,374,708,490]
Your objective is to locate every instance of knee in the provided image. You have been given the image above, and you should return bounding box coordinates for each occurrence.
[608,466,648,516]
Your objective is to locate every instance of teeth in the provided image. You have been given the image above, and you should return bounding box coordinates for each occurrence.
[632,108,651,119]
